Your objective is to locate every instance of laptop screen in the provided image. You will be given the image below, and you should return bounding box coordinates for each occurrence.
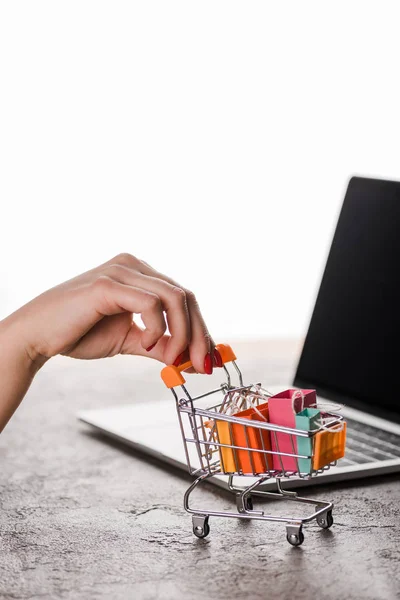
[294,176,400,419]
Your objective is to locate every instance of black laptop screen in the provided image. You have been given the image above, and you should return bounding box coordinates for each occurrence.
[295,176,400,416]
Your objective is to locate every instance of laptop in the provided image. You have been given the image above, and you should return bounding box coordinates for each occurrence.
[78,176,400,491]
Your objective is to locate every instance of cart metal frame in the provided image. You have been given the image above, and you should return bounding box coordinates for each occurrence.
[164,350,343,546]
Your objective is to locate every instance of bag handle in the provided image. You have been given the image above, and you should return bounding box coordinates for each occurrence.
[160,344,236,389]
[292,389,305,414]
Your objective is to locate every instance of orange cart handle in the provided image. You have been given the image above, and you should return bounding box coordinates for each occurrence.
[160,343,237,389]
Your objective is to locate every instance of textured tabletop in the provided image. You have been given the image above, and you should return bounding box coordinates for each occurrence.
[0,340,399,600]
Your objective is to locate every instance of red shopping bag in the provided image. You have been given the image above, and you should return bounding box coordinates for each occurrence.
[268,389,316,472]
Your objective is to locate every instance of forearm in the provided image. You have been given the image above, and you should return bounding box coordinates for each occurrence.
[0,317,46,433]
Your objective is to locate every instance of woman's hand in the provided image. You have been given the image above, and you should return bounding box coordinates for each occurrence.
[0,253,220,433]
[2,253,218,374]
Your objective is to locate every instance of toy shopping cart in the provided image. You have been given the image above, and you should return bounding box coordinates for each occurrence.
[161,344,346,547]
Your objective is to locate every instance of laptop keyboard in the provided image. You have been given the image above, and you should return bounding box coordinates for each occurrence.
[338,417,400,467]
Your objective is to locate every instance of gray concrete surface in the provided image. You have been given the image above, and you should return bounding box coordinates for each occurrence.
[0,340,399,600]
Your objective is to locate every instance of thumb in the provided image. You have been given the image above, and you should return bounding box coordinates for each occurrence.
[121,326,197,373]
[120,324,170,364]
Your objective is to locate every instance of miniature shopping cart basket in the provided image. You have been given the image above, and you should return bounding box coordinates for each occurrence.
[160,344,346,547]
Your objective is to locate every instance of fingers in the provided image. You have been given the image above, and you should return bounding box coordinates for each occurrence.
[99,264,191,364]
[90,276,167,351]
[99,253,215,373]
[129,260,214,374]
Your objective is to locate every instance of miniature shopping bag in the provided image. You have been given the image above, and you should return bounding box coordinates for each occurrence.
[268,389,316,472]
[231,402,272,474]
[313,421,347,470]
[295,407,321,474]
[215,420,237,473]
[216,402,272,474]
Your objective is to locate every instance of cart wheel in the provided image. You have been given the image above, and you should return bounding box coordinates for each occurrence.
[286,528,304,547]
[316,510,333,529]
[192,515,210,539]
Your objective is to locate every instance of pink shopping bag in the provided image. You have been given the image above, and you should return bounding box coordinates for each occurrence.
[268,389,316,472]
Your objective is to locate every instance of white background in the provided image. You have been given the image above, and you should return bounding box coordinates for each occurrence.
[0,1,399,339]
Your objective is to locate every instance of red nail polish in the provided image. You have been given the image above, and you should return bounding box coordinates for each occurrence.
[146,343,156,352]
[204,353,213,375]
[173,353,183,367]
[214,349,223,368]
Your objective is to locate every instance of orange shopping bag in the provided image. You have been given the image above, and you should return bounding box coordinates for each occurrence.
[231,402,272,474]
[216,403,272,474]
[215,420,237,473]
[313,421,347,470]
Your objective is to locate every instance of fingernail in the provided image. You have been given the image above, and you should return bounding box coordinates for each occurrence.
[204,353,213,375]
[146,343,156,352]
[173,353,183,367]
[214,349,223,368]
